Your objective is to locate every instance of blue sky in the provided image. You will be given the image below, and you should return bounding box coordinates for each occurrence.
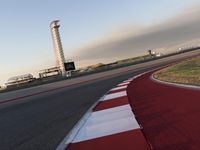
[0,0,199,85]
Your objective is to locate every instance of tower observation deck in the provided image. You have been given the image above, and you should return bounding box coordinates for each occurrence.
[50,20,66,76]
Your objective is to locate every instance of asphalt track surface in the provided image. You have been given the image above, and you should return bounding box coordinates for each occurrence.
[127,71,200,150]
[1,50,200,150]
[0,68,158,150]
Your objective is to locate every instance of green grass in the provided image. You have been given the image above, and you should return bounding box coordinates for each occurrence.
[154,56,200,85]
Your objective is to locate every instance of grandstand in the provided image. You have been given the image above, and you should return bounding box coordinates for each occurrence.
[5,74,35,87]
[39,67,61,78]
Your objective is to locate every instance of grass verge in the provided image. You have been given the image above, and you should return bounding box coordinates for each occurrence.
[154,56,200,85]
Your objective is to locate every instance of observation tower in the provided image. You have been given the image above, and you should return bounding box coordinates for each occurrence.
[50,20,66,76]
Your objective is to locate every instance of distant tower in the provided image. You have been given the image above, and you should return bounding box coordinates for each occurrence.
[50,20,66,76]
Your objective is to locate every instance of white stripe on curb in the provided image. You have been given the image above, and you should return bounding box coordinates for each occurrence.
[72,105,139,143]
[110,85,127,91]
[123,79,133,82]
[100,91,127,101]
[118,82,130,86]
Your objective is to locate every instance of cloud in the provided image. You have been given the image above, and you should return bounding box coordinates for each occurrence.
[69,4,200,67]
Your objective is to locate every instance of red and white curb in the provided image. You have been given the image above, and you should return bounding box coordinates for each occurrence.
[57,74,150,150]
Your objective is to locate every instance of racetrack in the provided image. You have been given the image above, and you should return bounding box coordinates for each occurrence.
[1,50,200,150]
[0,69,152,150]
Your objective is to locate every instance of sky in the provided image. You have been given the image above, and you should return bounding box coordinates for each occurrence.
[0,0,200,85]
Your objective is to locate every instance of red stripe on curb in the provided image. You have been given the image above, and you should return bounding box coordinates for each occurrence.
[93,97,129,111]
[66,129,150,150]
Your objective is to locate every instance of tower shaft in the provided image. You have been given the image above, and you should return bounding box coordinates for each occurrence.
[50,20,66,76]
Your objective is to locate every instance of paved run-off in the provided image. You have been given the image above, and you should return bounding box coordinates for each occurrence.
[127,70,200,150]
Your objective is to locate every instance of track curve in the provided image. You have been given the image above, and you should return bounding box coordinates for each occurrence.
[1,50,200,150]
